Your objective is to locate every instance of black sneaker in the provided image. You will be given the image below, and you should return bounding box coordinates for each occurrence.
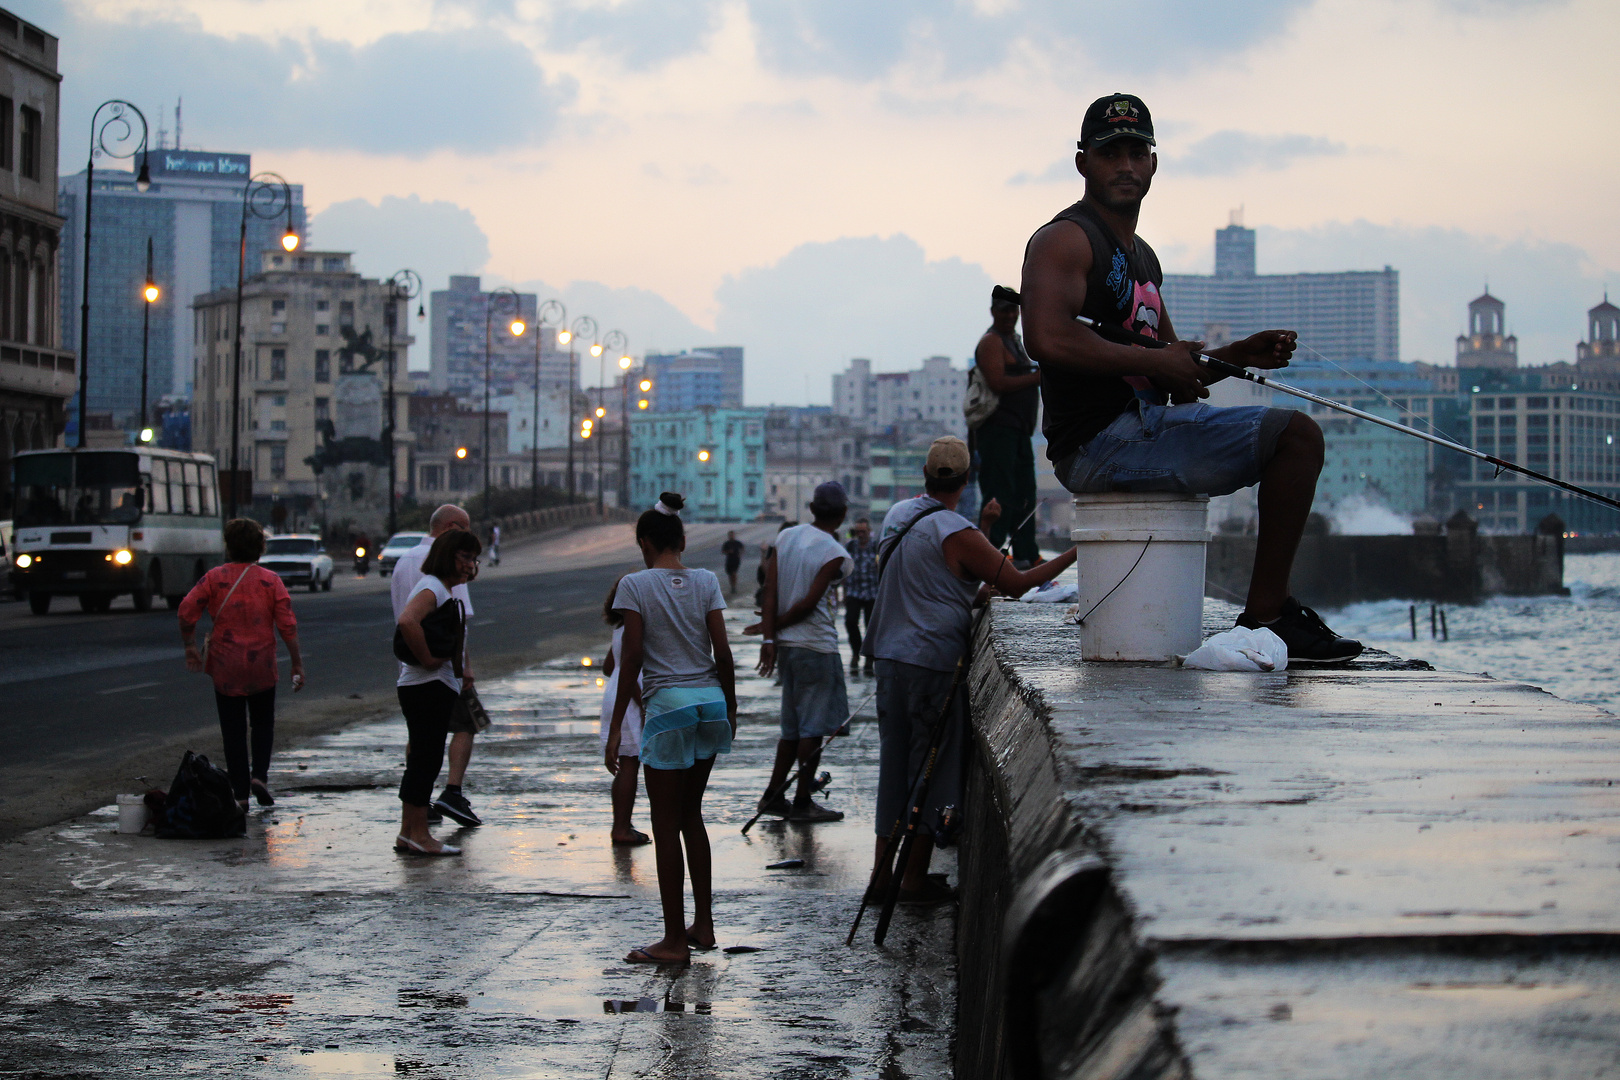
[433,790,483,827]
[1237,597,1362,664]
[757,793,792,818]
[426,806,444,824]
[787,799,844,823]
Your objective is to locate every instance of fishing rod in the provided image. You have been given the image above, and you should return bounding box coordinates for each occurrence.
[1075,315,1620,514]
[740,686,878,835]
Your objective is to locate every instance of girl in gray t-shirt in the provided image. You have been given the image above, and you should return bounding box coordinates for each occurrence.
[607,492,737,966]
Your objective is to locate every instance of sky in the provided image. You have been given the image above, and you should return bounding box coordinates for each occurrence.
[22,0,1620,403]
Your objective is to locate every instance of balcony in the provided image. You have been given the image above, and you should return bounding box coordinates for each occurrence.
[0,343,77,400]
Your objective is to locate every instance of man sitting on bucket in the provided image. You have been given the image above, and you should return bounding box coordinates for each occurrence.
[1019,92,1361,663]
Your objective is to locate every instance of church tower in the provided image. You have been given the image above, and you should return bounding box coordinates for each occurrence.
[1575,294,1620,394]
[1455,291,1518,370]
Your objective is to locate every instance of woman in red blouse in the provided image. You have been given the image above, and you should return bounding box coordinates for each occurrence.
[178,519,305,809]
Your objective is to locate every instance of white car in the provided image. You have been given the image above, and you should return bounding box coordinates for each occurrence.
[259,534,335,592]
[379,532,428,577]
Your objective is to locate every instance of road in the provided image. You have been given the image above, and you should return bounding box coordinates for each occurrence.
[0,519,775,838]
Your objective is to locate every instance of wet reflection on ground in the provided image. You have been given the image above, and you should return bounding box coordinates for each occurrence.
[0,608,954,1077]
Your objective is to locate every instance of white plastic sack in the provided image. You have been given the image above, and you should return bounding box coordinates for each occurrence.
[1020,580,1079,603]
[1179,626,1288,672]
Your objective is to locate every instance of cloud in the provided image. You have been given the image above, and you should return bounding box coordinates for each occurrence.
[1009,158,1076,185]
[504,278,712,371]
[545,0,724,68]
[47,8,573,156]
[1247,220,1616,367]
[1173,131,1347,177]
[712,234,996,405]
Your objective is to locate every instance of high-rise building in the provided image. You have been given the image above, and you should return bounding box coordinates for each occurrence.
[58,149,307,432]
[427,276,568,400]
[642,347,744,412]
[1161,223,1399,363]
[831,355,964,435]
[0,7,72,515]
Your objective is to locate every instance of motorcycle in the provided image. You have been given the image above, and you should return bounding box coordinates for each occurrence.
[353,545,371,577]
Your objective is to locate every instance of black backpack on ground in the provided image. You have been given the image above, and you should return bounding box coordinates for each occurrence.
[154,751,247,839]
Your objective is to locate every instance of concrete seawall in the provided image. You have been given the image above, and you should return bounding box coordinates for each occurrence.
[958,600,1620,1079]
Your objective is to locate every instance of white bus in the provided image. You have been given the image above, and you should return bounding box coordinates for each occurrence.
[10,447,225,615]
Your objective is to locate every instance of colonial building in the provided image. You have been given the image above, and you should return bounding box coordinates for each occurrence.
[629,407,765,521]
[0,7,71,515]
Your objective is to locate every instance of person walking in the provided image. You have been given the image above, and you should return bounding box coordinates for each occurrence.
[842,517,878,677]
[600,577,649,846]
[721,531,745,595]
[972,285,1043,566]
[605,492,736,964]
[753,481,852,823]
[178,518,305,810]
[864,438,1075,904]
[394,528,483,856]
[488,522,501,566]
[391,504,484,828]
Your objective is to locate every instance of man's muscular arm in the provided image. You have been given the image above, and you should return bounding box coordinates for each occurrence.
[1020,222,1207,401]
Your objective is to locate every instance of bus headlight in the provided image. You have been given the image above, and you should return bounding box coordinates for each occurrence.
[112,549,134,565]
[15,554,30,569]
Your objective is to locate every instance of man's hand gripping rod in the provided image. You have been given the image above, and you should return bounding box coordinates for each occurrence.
[1075,315,1620,514]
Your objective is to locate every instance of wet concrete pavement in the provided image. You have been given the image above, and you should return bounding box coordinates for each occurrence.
[0,607,955,1077]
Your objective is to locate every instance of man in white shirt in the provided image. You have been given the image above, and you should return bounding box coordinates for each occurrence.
[391,504,483,827]
[755,481,853,823]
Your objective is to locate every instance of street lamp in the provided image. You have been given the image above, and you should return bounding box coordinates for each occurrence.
[482,286,524,527]
[138,236,158,443]
[77,100,151,449]
[563,315,596,501]
[228,172,299,519]
[603,329,630,510]
[384,269,422,539]
[534,299,566,509]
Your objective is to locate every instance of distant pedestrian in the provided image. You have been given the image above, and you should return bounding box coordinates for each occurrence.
[394,528,483,856]
[971,285,1043,566]
[752,481,852,823]
[489,522,501,566]
[843,517,878,677]
[721,531,745,595]
[600,577,649,846]
[606,492,736,964]
[178,518,305,811]
[865,438,1075,905]
[393,505,485,828]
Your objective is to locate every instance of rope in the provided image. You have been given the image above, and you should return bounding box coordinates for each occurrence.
[1075,536,1152,626]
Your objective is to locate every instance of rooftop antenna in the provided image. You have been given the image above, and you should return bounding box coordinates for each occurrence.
[1229,205,1244,228]
[154,110,167,151]
[175,97,182,150]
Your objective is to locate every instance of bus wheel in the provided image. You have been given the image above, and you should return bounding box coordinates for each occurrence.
[27,591,50,615]
[132,570,156,613]
[165,593,184,610]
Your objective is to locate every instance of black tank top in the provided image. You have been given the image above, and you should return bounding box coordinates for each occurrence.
[983,329,1040,436]
[1028,200,1166,462]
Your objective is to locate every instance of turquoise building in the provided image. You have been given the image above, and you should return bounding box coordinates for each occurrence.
[629,407,767,521]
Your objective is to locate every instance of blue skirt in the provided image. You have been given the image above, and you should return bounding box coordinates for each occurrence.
[640,686,732,771]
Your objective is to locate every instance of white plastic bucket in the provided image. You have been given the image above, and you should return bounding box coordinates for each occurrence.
[116,794,149,835]
[1071,493,1210,661]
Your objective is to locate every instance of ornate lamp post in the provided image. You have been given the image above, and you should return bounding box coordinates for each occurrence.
[482,286,525,526]
[229,172,300,518]
[603,330,630,510]
[384,269,422,539]
[589,335,606,516]
[78,100,151,448]
[534,299,566,509]
[559,315,596,501]
[138,236,159,443]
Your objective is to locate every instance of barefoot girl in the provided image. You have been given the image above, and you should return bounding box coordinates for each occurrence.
[606,493,737,963]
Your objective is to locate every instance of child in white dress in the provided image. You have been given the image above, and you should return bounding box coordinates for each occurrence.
[599,577,648,845]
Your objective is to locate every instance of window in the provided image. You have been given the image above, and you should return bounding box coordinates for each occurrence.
[18,106,38,180]
[270,444,286,480]
[315,300,330,312]
[12,253,26,342]
[271,299,286,314]
[314,397,329,421]
[0,96,11,171]
[420,464,444,492]
[270,322,286,334]
[339,300,354,326]
[324,258,345,272]
[272,394,286,407]
[316,324,330,336]
[270,419,286,432]
[315,351,331,382]
[270,349,286,381]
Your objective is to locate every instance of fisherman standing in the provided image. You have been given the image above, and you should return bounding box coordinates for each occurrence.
[842,518,878,677]
[1020,93,1360,662]
[971,286,1043,567]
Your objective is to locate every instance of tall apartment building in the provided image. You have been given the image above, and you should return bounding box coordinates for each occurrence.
[191,250,413,522]
[427,275,569,400]
[629,407,766,521]
[1160,222,1399,363]
[642,347,744,412]
[59,149,307,433]
[763,406,868,518]
[0,7,71,515]
[831,355,964,435]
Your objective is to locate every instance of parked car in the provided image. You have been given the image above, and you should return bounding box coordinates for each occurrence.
[258,534,335,592]
[378,532,428,577]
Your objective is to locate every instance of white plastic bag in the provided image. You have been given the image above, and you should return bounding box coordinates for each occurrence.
[1020,580,1079,603]
[1179,626,1288,672]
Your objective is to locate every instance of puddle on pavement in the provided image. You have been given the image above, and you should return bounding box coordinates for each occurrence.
[603,996,712,1014]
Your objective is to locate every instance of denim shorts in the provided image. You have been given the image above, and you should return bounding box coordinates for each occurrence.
[778,646,849,741]
[639,686,732,771]
[1057,401,1294,498]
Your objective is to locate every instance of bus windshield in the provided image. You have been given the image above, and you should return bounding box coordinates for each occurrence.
[14,452,143,528]
[264,538,320,555]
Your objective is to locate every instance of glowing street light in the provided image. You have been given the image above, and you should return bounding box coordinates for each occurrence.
[557,329,572,345]
[618,355,632,370]
[595,406,606,418]
[139,235,160,444]
[281,229,300,252]
[510,317,527,338]
[638,399,649,410]
[582,418,593,430]
[456,446,468,459]
[697,449,710,463]
[639,379,652,392]
[590,342,603,358]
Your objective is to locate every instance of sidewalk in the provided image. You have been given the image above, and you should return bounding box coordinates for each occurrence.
[0,607,954,1077]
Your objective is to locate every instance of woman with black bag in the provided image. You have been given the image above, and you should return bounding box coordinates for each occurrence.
[393,529,482,855]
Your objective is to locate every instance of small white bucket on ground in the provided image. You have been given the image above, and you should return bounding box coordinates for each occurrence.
[1071,493,1210,661]
[116,794,149,835]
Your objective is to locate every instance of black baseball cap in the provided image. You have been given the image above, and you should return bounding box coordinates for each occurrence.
[991,285,1021,308]
[1079,93,1155,149]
